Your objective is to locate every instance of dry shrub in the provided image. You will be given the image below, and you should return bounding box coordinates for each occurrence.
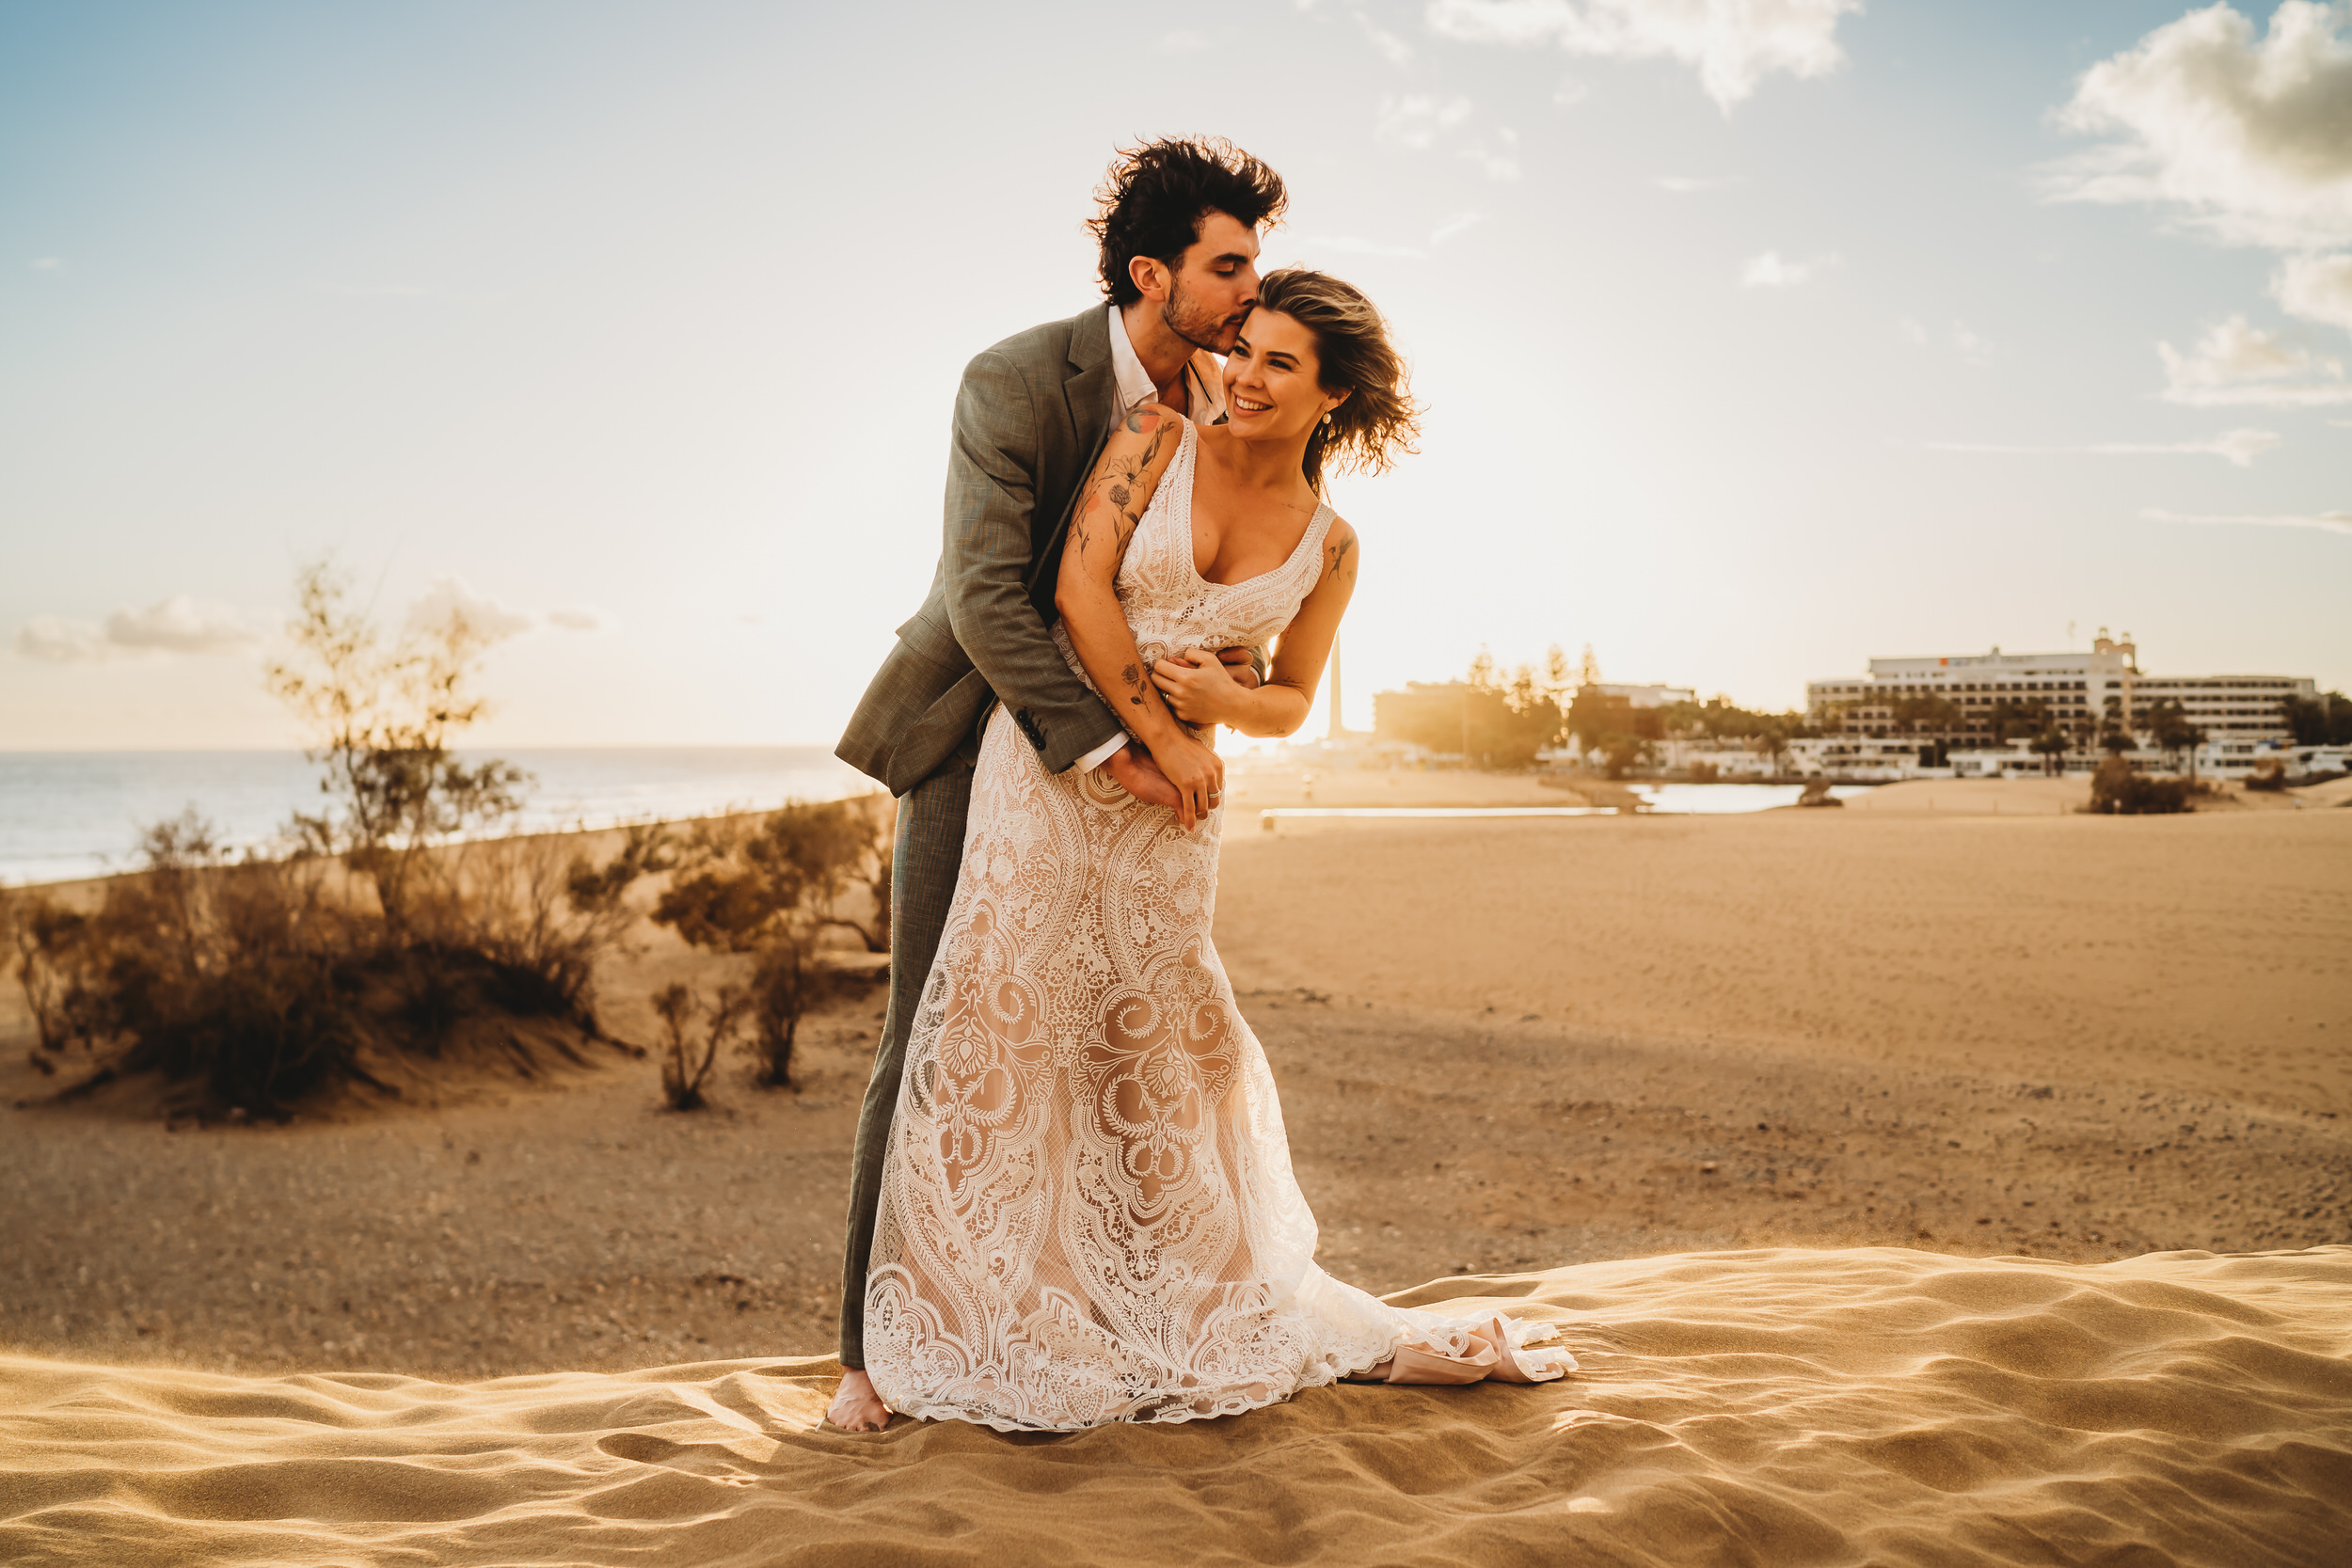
[647,797,889,1095]
[745,941,829,1089]
[2089,757,2190,815]
[9,814,667,1119]
[653,981,746,1112]
[8,561,667,1121]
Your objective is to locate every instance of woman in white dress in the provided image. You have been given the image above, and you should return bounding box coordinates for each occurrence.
[861,270,1574,1431]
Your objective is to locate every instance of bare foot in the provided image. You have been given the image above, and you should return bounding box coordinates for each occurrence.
[826,1369,892,1432]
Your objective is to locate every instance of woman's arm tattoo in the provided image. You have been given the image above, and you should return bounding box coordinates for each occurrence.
[1326,531,1356,585]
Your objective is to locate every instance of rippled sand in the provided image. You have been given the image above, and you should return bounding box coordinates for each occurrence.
[7,1245,2346,1567]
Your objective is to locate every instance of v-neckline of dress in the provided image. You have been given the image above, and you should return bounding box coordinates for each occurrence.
[1174,422,1330,593]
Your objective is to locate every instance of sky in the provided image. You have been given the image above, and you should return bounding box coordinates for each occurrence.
[2,0,2347,751]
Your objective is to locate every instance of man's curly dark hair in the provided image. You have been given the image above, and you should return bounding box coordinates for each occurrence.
[1087,137,1288,307]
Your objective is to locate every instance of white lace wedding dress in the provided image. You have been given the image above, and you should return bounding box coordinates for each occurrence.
[864,423,1574,1431]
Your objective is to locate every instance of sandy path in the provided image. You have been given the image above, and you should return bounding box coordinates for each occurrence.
[6,1246,2347,1567]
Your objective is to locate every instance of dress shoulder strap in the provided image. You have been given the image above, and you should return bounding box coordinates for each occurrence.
[1149,418,1200,575]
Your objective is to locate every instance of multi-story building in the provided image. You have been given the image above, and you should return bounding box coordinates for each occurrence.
[1804,633,2313,764]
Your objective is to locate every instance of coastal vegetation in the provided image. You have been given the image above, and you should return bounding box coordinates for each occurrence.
[1379,645,1812,776]
[2088,756,2192,815]
[648,800,891,1099]
[6,561,668,1120]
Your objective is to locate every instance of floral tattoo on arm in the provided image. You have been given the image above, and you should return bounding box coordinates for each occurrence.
[1067,408,1183,735]
[1071,410,1173,570]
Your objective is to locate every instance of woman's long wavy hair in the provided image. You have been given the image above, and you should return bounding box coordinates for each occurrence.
[1251,268,1421,495]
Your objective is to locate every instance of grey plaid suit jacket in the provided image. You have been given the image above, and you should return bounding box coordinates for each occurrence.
[837,306,1124,795]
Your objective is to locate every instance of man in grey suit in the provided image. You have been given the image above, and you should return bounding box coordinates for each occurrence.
[828,139,1289,1431]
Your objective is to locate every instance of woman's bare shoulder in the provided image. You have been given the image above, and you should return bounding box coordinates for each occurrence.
[1320,515,1359,586]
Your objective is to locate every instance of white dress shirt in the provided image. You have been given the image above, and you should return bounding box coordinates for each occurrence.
[1073,306,1227,773]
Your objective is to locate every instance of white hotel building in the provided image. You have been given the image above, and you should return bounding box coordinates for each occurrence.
[1802,634,2317,777]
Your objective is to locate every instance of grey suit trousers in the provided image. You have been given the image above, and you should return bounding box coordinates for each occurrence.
[836,752,975,1369]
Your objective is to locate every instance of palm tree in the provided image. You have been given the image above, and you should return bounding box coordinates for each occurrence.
[2030,727,2070,776]
[2146,700,2205,779]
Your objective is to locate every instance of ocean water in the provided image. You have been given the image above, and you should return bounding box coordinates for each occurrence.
[0,748,874,887]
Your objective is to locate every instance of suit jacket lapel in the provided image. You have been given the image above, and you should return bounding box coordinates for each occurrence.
[1025,307,1116,600]
[1062,305,1115,446]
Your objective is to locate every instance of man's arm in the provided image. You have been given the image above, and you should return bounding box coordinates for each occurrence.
[940,350,1121,771]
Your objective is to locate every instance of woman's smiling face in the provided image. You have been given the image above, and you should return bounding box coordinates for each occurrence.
[1221,308,1343,443]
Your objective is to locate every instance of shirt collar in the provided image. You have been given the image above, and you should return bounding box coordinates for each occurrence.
[1106,305,1228,424]
[1107,304,1158,414]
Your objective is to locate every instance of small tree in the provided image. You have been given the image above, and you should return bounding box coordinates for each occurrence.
[1600,734,1651,779]
[2090,756,2189,815]
[2145,701,2206,779]
[745,942,830,1088]
[2030,727,2071,776]
[649,798,887,1089]
[8,562,664,1119]
[265,559,530,936]
[653,981,746,1111]
[2281,691,2352,747]
[1894,694,1963,737]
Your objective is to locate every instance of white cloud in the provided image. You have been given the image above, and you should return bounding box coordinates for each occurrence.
[105,596,261,654]
[545,606,612,631]
[1358,12,1415,64]
[2143,506,2352,536]
[1429,211,1485,245]
[405,577,536,643]
[1928,428,2284,467]
[29,257,63,272]
[1461,143,1523,181]
[2157,314,2352,406]
[1553,74,1592,105]
[1947,320,1998,368]
[14,617,108,663]
[2047,2,2352,252]
[13,595,259,663]
[1156,28,1214,52]
[1377,93,1473,149]
[1655,174,1730,193]
[1740,248,1839,287]
[2275,251,2352,332]
[1426,0,1863,113]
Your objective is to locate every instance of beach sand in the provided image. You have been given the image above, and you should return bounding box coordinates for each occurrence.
[4,792,2349,1562]
[6,1246,2348,1566]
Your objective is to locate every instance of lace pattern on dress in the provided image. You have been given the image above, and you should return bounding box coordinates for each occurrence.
[866,421,1572,1431]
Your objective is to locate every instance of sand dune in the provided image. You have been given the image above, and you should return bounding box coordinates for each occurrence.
[5,1245,2346,1566]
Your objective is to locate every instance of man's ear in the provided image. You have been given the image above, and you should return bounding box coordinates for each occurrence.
[1129,254,1170,303]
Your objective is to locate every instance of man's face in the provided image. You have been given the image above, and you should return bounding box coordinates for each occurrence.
[1160,210,1262,355]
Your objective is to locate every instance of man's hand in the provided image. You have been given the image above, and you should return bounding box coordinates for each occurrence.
[1154,647,1248,729]
[1217,646,1262,690]
[1104,743,1181,811]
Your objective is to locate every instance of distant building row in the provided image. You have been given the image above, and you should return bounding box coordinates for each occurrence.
[1801,632,2322,778]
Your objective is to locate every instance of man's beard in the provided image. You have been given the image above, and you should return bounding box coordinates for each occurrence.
[1163,280,1239,354]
